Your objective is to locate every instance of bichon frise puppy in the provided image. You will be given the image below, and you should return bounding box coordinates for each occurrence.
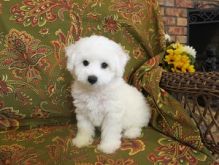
[65,35,151,154]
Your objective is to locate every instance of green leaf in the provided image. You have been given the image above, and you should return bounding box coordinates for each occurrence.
[58,8,65,21]
[38,16,47,27]
[23,18,31,27]
[9,15,17,21]
[30,54,45,65]
[29,39,41,50]
[0,118,10,128]
[20,6,31,11]
[10,61,28,69]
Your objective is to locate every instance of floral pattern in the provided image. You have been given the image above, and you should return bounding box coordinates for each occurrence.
[148,138,207,165]
[10,0,72,27]
[131,55,211,155]
[133,47,145,60]
[1,0,158,130]
[2,29,51,82]
[0,106,25,129]
[47,136,75,163]
[0,144,41,165]
[110,0,145,24]
[0,0,215,164]
[0,125,215,164]
[4,126,57,142]
[103,15,121,33]
[121,139,145,156]
[95,155,136,165]
[0,78,12,96]
[31,106,50,119]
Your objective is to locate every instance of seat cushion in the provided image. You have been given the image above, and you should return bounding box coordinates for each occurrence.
[0,125,214,164]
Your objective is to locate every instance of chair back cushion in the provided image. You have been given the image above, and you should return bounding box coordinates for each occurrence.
[0,0,164,129]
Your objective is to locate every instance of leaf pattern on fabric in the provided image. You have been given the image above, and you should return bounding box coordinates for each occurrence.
[95,155,136,165]
[2,29,51,82]
[0,0,215,163]
[0,77,13,96]
[0,125,215,164]
[148,137,207,165]
[0,144,42,165]
[0,106,25,129]
[0,26,73,129]
[52,16,82,67]
[10,0,72,27]
[121,139,145,156]
[102,15,121,33]
[4,126,57,142]
[132,55,212,156]
[0,0,166,129]
[110,0,145,24]
[47,136,75,162]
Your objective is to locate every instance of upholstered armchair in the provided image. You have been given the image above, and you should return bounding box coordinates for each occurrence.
[0,0,218,164]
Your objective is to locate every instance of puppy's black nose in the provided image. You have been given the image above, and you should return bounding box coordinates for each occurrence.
[87,75,97,84]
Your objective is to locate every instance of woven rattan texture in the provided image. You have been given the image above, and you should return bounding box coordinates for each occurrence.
[160,72,219,155]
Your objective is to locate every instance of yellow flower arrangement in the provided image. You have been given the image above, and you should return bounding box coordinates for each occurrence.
[163,41,196,73]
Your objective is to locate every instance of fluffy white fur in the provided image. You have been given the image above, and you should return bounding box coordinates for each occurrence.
[66,35,151,154]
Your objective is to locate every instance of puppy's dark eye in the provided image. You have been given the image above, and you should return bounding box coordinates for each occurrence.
[83,60,89,66]
[101,62,108,69]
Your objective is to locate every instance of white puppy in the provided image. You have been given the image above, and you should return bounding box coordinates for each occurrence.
[66,35,151,154]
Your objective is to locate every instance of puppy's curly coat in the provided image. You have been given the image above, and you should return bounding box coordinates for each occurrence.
[66,35,151,154]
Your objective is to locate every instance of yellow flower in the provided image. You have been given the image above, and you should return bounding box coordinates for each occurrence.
[169,43,184,54]
[171,67,179,72]
[182,64,195,73]
[165,54,181,64]
[164,42,196,73]
[174,49,183,55]
[166,49,174,56]
[171,42,183,49]
[172,62,195,73]
[180,55,190,64]
[172,61,184,72]
[164,54,174,64]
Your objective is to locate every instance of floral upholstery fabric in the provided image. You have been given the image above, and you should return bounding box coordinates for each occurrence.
[131,56,213,156]
[0,0,215,164]
[0,124,214,165]
[0,0,163,129]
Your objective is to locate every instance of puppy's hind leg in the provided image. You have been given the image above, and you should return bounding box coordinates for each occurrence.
[72,113,95,148]
[123,127,142,139]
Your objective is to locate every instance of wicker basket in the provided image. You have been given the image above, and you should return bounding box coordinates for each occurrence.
[160,72,219,156]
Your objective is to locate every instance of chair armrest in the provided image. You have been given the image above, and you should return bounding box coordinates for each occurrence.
[160,72,219,95]
[160,72,219,155]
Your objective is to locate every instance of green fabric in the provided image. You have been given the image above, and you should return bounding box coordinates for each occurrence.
[0,0,215,164]
[0,0,164,130]
[131,56,213,158]
[0,124,213,165]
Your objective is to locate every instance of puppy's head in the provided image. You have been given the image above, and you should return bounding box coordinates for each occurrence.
[65,35,129,87]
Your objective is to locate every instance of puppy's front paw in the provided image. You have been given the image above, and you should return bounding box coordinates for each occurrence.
[97,141,121,154]
[72,135,93,148]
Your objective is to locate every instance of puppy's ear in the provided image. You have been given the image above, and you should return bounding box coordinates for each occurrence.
[116,48,130,77]
[65,44,76,72]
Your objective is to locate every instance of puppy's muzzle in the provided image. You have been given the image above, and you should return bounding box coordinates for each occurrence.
[87,75,98,85]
